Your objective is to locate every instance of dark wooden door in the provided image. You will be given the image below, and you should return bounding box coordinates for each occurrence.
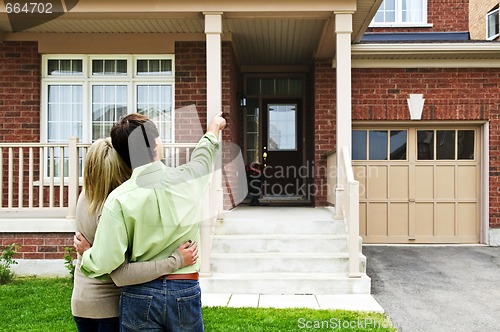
[261,99,304,198]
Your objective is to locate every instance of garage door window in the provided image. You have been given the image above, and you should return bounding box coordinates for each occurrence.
[417,129,474,160]
[352,130,407,161]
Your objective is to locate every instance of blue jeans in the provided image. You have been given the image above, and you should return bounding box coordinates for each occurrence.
[74,316,120,332]
[120,279,204,332]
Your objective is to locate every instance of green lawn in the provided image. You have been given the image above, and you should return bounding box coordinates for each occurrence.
[0,278,395,332]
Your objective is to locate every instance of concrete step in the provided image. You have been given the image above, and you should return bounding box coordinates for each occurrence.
[211,234,348,253]
[210,252,366,274]
[200,272,371,295]
[216,218,345,235]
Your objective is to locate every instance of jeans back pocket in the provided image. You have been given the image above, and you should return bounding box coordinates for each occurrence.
[177,291,203,329]
[120,291,153,331]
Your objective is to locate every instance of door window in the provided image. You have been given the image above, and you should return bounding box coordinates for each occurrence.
[267,104,297,151]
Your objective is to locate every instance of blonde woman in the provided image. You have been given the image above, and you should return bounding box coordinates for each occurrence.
[71,138,198,332]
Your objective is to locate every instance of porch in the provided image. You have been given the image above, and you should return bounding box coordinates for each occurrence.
[1,140,366,295]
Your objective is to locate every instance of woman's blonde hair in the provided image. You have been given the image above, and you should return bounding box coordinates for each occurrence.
[84,137,132,215]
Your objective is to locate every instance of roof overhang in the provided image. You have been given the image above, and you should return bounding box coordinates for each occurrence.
[0,0,382,67]
[350,43,500,68]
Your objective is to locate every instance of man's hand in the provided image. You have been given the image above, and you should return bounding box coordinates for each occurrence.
[177,241,198,267]
[207,112,226,137]
[74,232,91,256]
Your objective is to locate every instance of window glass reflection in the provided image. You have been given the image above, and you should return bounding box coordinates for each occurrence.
[352,130,367,160]
[417,130,434,160]
[458,130,475,160]
[436,130,456,160]
[369,130,388,160]
[390,130,407,160]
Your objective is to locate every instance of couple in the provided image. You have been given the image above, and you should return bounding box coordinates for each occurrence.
[71,112,226,331]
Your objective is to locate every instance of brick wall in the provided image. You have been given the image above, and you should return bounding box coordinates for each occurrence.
[314,64,500,229]
[0,41,41,208]
[175,41,208,143]
[221,42,244,210]
[368,0,469,33]
[469,0,499,40]
[174,41,243,210]
[0,233,73,259]
[313,59,336,206]
[0,41,40,143]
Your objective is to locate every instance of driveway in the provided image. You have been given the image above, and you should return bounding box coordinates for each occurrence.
[363,245,500,332]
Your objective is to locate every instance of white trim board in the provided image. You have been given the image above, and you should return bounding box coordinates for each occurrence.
[0,218,75,233]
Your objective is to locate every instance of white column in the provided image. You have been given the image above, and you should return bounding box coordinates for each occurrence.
[335,12,353,187]
[201,12,223,276]
[204,12,223,217]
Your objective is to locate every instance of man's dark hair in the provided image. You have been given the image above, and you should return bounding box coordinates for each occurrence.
[110,113,160,169]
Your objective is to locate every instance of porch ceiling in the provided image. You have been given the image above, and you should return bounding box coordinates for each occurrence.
[0,0,382,67]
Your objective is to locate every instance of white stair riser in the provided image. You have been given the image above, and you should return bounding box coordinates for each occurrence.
[211,237,347,253]
[200,278,371,295]
[210,256,366,273]
[216,220,345,235]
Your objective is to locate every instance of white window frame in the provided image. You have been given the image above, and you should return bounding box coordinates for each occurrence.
[370,0,431,28]
[486,8,500,41]
[40,54,175,182]
[41,54,176,145]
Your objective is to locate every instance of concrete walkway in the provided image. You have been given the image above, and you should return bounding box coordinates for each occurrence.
[202,293,384,312]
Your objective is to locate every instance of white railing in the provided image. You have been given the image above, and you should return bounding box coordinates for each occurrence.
[0,139,201,215]
[0,139,90,217]
[0,137,218,274]
[331,146,362,278]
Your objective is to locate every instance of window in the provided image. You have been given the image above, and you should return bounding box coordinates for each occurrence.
[42,55,175,144]
[371,0,428,26]
[352,130,407,161]
[268,104,297,151]
[487,7,499,40]
[42,55,175,176]
[417,129,475,161]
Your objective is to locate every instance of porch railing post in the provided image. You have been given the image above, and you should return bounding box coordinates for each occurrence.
[347,180,361,277]
[67,137,79,219]
[334,186,344,220]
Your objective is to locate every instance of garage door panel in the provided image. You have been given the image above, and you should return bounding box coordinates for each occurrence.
[436,166,455,199]
[367,203,388,236]
[436,203,455,236]
[458,203,478,236]
[353,165,367,199]
[415,166,434,199]
[389,203,409,236]
[415,203,434,236]
[367,166,387,199]
[389,166,409,200]
[457,166,477,199]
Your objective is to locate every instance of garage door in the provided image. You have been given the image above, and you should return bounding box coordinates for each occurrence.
[352,125,480,244]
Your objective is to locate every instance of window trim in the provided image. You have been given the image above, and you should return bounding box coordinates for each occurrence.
[370,0,429,27]
[41,54,176,146]
[486,8,500,41]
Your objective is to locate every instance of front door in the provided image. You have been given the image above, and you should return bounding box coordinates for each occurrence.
[261,99,304,199]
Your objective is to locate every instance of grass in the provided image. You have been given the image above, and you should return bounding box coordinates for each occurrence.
[0,278,395,332]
